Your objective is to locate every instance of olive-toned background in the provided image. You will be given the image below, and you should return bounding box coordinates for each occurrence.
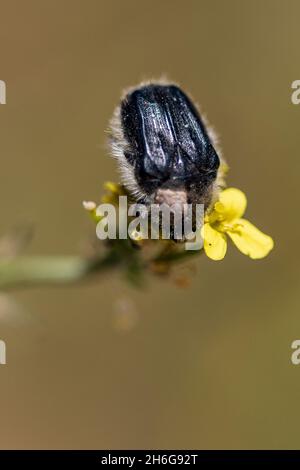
[0,0,299,449]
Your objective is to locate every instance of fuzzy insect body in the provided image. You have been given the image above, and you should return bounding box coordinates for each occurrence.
[109,81,226,231]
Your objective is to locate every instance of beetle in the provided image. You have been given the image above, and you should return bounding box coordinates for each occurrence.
[109,81,226,238]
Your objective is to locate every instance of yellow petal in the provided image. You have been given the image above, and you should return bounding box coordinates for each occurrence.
[215,188,247,222]
[227,219,274,259]
[202,223,227,260]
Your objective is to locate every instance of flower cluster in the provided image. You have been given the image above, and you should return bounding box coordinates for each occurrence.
[84,182,274,263]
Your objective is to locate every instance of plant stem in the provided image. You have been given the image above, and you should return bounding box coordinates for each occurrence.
[0,242,203,290]
[0,252,119,290]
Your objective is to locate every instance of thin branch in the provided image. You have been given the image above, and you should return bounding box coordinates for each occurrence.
[0,252,119,290]
[0,237,202,290]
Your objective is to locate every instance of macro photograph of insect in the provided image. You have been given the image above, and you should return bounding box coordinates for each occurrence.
[0,0,299,460]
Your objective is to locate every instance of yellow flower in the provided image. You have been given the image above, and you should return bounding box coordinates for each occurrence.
[101,181,124,204]
[202,188,274,261]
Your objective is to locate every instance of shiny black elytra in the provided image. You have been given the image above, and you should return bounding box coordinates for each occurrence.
[120,84,220,201]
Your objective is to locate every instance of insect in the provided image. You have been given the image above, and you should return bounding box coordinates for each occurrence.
[109,81,226,237]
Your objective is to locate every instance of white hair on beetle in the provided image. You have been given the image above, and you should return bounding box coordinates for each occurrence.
[108,102,145,201]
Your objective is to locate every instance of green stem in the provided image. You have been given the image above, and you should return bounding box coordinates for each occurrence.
[0,252,119,290]
[0,242,203,290]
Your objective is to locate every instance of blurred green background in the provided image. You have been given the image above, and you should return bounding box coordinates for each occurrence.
[0,0,299,449]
